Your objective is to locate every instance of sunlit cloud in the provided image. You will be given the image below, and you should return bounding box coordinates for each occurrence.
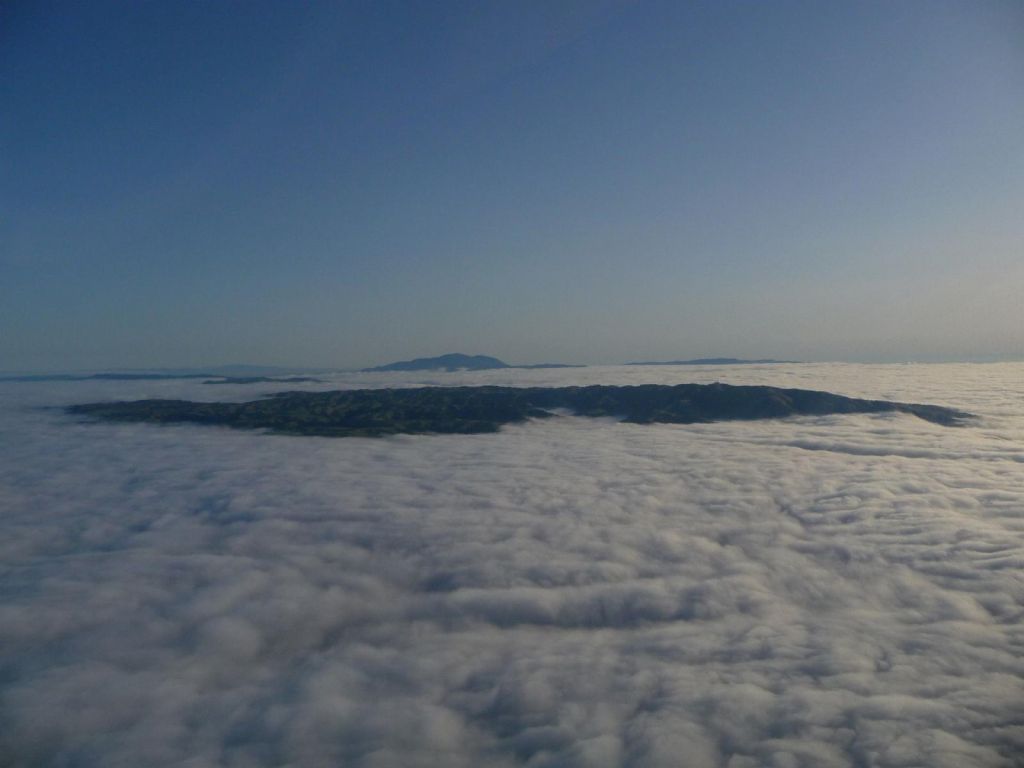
[1,364,1023,766]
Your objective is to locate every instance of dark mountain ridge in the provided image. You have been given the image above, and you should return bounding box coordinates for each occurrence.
[67,383,971,438]
[362,353,584,372]
[363,353,509,372]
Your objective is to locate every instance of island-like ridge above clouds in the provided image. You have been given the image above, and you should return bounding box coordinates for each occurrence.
[362,353,804,372]
[362,352,584,372]
[67,382,971,437]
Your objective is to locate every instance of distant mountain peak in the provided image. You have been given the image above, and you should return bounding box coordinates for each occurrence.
[363,353,510,372]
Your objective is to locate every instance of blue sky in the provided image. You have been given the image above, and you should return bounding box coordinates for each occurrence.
[3,0,1023,370]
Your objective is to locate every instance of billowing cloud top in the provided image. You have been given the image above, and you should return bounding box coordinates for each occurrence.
[1,363,1022,767]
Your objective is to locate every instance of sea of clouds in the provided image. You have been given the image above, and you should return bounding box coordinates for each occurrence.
[1,363,1023,767]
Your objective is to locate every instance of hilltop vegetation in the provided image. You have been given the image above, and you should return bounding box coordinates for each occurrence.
[67,383,970,437]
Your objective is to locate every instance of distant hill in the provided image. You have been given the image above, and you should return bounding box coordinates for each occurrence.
[0,364,328,382]
[202,376,322,385]
[626,358,801,366]
[363,353,510,372]
[362,354,587,372]
[0,372,323,384]
[0,372,214,382]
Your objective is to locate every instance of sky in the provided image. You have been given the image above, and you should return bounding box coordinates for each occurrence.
[3,0,1023,371]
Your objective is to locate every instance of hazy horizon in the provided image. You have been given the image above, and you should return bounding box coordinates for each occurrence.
[7,351,1024,377]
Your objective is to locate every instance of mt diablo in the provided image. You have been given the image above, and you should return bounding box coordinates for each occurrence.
[362,353,797,372]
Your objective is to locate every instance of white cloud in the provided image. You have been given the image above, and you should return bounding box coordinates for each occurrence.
[1,364,1023,766]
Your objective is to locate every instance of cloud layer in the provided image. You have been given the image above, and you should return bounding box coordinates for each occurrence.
[2,364,1023,767]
